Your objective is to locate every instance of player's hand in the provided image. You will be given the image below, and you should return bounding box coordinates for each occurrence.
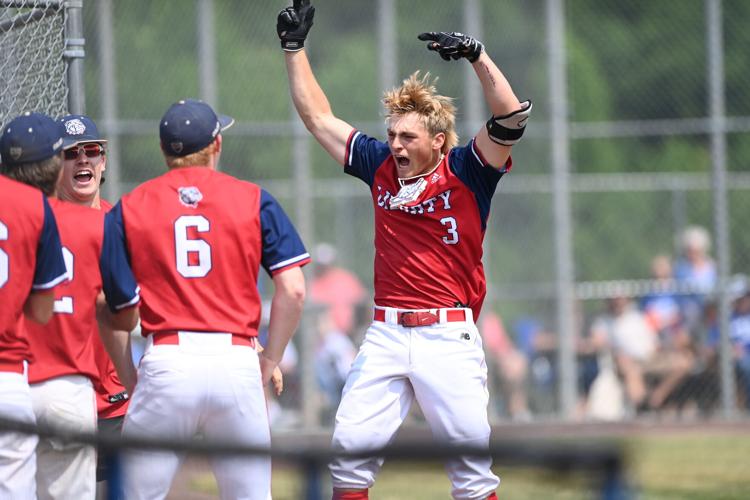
[271,366,284,396]
[417,32,484,63]
[277,0,315,51]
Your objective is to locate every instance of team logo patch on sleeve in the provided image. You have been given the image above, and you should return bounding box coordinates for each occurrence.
[178,186,203,208]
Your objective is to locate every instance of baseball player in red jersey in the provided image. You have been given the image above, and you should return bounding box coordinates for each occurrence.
[3,112,135,500]
[57,114,133,493]
[99,98,310,499]
[0,112,68,500]
[278,3,531,498]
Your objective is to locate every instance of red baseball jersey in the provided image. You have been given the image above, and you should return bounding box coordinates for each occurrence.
[92,197,129,418]
[0,177,67,365]
[344,131,511,319]
[101,166,310,337]
[26,199,105,384]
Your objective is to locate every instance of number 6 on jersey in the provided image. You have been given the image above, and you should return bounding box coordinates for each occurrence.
[175,215,212,278]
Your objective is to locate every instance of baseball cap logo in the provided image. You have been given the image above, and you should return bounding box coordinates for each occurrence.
[9,146,22,160]
[64,118,86,136]
[170,142,184,154]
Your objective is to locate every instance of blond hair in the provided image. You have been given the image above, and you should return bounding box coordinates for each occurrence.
[163,140,217,169]
[382,72,457,153]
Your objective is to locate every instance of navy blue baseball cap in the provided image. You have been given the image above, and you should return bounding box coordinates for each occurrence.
[59,114,107,148]
[0,112,64,166]
[159,99,234,157]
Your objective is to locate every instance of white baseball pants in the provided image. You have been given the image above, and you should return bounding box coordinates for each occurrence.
[0,366,38,500]
[30,374,98,500]
[330,307,500,499]
[122,332,271,500]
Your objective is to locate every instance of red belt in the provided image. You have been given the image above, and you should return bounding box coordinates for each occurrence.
[0,361,25,374]
[151,331,256,347]
[373,308,467,327]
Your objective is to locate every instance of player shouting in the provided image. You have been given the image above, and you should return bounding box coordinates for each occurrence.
[278,1,531,498]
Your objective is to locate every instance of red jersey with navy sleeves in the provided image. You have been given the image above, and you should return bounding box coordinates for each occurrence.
[0,178,67,365]
[344,131,511,319]
[100,166,310,338]
[26,199,105,384]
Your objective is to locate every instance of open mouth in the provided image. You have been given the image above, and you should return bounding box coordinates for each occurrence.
[395,155,410,167]
[73,170,94,184]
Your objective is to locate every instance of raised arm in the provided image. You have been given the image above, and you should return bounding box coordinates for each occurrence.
[278,1,354,165]
[418,32,531,168]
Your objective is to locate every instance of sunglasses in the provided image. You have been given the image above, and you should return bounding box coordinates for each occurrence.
[63,143,105,161]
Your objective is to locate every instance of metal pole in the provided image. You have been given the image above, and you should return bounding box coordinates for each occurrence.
[64,0,85,114]
[463,0,482,133]
[547,0,576,418]
[290,20,316,427]
[377,0,397,95]
[97,0,121,202]
[197,0,218,107]
[706,0,735,417]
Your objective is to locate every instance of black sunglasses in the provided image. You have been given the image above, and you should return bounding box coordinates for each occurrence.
[63,143,105,161]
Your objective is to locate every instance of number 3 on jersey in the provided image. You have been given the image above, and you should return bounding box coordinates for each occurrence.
[175,215,212,278]
[440,216,459,245]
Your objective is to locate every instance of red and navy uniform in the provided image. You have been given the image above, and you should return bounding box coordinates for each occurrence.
[344,131,511,319]
[26,200,105,385]
[100,167,310,337]
[91,198,130,418]
[0,178,67,367]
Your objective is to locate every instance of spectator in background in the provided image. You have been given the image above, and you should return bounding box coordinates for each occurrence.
[513,316,557,415]
[309,243,367,336]
[309,243,367,422]
[730,290,750,409]
[590,295,657,412]
[641,255,684,337]
[480,311,530,421]
[639,254,696,411]
[674,226,717,331]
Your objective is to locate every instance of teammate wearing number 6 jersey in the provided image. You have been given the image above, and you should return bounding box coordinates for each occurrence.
[100,98,309,499]
[279,2,531,498]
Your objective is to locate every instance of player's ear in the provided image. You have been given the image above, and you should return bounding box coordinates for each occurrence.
[432,132,446,152]
[214,134,223,154]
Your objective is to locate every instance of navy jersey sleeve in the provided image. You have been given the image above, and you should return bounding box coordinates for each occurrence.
[32,194,67,290]
[343,130,392,187]
[259,190,311,276]
[100,201,140,311]
[449,138,508,230]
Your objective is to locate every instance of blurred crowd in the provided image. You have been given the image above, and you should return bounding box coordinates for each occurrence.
[483,225,750,422]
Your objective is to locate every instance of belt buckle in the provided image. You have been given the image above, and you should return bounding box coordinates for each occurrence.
[399,311,438,327]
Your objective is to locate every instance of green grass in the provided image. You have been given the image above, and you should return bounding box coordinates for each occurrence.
[186,432,750,499]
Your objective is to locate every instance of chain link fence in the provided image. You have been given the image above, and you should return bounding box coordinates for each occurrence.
[7,0,748,428]
[0,0,68,128]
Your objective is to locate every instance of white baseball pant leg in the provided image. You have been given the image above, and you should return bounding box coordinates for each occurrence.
[0,367,38,500]
[330,320,417,490]
[122,332,271,500]
[30,374,98,500]
[409,320,499,499]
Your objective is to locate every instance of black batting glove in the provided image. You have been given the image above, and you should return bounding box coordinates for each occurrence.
[277,0,315,51]
[417,32,484,63]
